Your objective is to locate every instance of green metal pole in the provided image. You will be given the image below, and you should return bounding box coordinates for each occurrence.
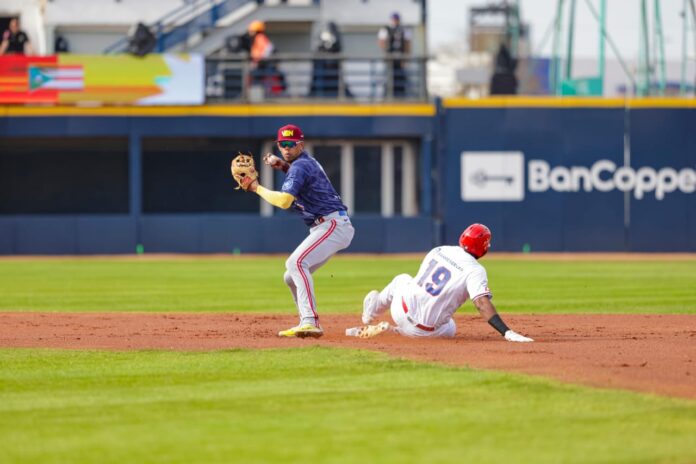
[566,0,577,81]
[599,0,606,94]
[510,1,520,58]
[639,0,650,95]
[583,0,636,91]
[681,0,688,95]
[551,0,566,94]
[654,0,666,95]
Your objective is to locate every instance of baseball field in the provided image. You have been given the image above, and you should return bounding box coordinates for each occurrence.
[1,254,695,463]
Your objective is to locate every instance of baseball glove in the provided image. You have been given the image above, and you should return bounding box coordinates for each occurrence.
[230,152,259,191]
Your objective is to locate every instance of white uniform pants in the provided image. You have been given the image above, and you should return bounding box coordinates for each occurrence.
[369,273,456,338]
[284,212,354,327]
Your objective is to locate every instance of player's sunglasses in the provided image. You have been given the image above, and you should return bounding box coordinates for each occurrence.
[277,141,298,149]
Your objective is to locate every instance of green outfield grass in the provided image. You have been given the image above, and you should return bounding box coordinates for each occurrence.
[0,256,694,313]
[1,256,695,463]
[1,347,695,464]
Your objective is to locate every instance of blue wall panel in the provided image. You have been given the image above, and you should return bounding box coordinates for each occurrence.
[0,115,433,139]
[1,107,693,253]
[198,216,258,253]
[627,108,696,251]
[257,218,311,254]
[0,215,431,255]
[383,218,433,252]
[443,106,694,251]
[76,217,136,254]
[140,216,203,253]
[350,217,385,253]
[0,219,15,254]
[14,217,78,254]
[1,217,134,255]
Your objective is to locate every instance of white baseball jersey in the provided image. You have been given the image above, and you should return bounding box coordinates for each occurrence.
[406,246,492,328]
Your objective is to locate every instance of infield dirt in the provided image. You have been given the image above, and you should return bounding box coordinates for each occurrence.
[1,312,694,400]
[0,312,696,399]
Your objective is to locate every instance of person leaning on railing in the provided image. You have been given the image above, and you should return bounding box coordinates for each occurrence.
[377,12,411,98]
[247,20,285,96]
[310,21,350,98]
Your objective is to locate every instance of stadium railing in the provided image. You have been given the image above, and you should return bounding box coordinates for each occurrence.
[105,0,254,54]
[205,53,429,102]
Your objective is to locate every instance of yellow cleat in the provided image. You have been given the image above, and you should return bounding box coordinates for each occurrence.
[278,324,324,338]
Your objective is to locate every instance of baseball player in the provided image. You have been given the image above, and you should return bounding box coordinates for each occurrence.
[239,124,354,338]
[361,223,533,341]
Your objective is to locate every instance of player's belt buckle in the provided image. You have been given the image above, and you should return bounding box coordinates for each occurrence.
[313,210,347,226]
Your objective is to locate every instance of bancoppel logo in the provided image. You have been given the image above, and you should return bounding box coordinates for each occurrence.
[461,152,525,201]
[529,160,696,200]
[461,152,696,201]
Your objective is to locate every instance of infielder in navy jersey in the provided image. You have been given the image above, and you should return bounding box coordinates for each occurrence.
[243,124,354,338]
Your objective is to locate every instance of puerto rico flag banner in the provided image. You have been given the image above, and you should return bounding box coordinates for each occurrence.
[29,65,84,91]
[0,53,204,105]
[0,55,59,103]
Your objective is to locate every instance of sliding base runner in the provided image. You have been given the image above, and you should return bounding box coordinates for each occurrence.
[360,223,534,342]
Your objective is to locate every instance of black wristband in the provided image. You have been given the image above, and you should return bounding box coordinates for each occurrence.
[488,314,510,336]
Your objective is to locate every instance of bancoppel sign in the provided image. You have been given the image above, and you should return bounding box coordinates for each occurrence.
[462,152,696,201]
[529,160,696,200]
[461,152,525,201]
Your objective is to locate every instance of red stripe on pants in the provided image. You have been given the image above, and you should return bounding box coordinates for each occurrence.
[297,219,337,324]
[401,297,435,331]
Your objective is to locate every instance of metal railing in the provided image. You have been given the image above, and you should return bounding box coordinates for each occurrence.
[205,53,428,102]
[104,0,254,54]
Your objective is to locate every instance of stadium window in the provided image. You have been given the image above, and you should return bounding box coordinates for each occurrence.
[142,137,261,213]
[351,141,419,217]
[397,142,419,217]
[353,144,382,214]
[0,137,129,214]
[394,145,403,215]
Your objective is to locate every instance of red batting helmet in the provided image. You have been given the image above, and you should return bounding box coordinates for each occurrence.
[459,223,491,259]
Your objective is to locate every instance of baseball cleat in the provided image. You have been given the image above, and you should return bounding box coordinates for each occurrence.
[278,323,324,338]
[356,321,391,339]
[362,290,380,325]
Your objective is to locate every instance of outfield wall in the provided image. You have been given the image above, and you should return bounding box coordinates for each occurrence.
[0,100,694,253]
[441,98,696,252]
[0,105,436,254]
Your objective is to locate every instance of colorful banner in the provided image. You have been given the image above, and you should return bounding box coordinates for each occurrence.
[0,54,204,105]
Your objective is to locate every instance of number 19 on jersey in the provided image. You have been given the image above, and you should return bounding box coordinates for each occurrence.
[417,259,451,296]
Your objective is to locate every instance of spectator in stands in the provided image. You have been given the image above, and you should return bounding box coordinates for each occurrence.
[310,21,350,98]
[489,42,518,95]
[247,20,285,96]
[378,12,411,98]
[249,20,273,64]
[0,18,34,56]
[54,35,70,54]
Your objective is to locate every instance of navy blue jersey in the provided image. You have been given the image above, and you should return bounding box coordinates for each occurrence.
[281,152,347,226]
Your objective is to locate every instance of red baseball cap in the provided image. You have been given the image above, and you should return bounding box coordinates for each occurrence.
[277,124,304,142]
